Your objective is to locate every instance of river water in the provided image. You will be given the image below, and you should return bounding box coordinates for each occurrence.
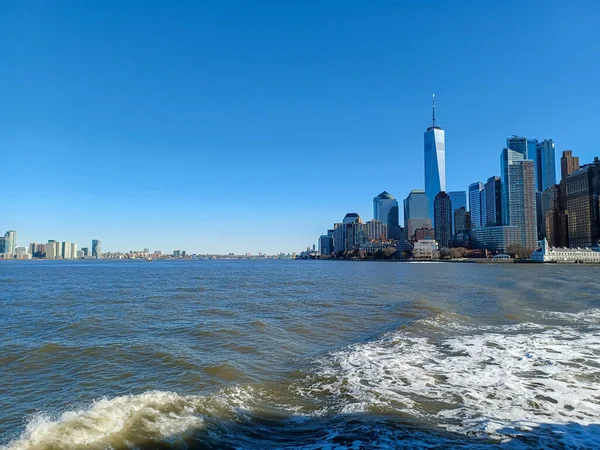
[0,260,599,449]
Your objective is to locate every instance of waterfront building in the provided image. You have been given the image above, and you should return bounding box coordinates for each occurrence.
[448,191,466,235]
[561,150,580,180]
[45,240,60,259]
[507,136,529,157]
[365,219,388,241]
[542,184,569,247]
[333,223,346,253]
[424,95,446,223]
[4,230,17,257]
[471,226,521,253]
[531,238,600,263]
[92,239,101,258]
[76,250,84,259]
[413,239,438,259]
[318,234,333,256]
[71,243,77,259]
[81,247,89,257]
[434,192,452,248]
[404,189,431,241]
[454,207,468,235]
[565,157,600,247]
[501,147,537,249]
[62,241,72,260]
[484,176,502,226]
[372,191,398,238]
[468,182,484,228]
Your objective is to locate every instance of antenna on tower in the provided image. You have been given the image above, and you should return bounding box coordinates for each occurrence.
[432,93,436,127]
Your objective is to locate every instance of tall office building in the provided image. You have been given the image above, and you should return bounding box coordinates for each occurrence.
[365,220,388,241]
[484,176,502,226]
[561,150,580,180]
[454,207,469,235]
[4,230,17,257]
[81,247,89,257]
[542,184,569,247]
[424,95,446,223]
[46,240,59,259]
[534,139,556,192]
[505,159,538,249]
[71,243,77,259]
[342,213,362,224]
[501,147,526,224]
[565,157,600,247]
[468,182,484,228]
[62,241,72,260]
[507,136,529,157]
[0,237,7,256]
[448,191,466,235]
[92,239,102,258]
[318,234,333,256]
[434,191,452,248]
[403,189,431,241]
[372,191,400,239]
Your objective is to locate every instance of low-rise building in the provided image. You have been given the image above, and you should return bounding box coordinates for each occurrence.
[531,238,600,263]
[412,239,438,259]
[471,226,520,253]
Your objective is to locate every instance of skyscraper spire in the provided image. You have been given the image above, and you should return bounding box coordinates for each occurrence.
[432,93,436,127]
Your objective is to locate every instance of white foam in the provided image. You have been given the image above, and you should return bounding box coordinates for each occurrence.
[304,319,600,444]
[2,387,260,450]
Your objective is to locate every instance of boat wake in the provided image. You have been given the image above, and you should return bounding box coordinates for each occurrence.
[3,310,600,449]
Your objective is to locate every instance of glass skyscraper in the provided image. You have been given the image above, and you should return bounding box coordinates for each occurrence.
[501,147,526,224]
[372,191,399,239]
[424,96,445,224]
[468,182,484,229]
[434,192,452,248]
[92,239,102,258]
[534,139,557,192]
[448,191,466,235]
[403,189,431,241]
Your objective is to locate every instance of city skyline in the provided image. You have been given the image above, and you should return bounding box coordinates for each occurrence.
[2,1,599,253]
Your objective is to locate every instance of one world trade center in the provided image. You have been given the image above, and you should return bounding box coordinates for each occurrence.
[424,94,446,225]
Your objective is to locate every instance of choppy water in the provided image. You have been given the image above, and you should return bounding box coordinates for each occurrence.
[1,260,599,449]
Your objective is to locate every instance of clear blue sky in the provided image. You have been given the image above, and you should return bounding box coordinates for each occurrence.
[1,1,598,254]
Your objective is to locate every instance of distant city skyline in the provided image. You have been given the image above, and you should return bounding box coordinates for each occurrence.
[2,2,598,253]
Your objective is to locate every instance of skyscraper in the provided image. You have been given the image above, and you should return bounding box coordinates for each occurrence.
[403,189,431,241]
[484,176,502,226]
[318,234,333,256]
[4,230,17,257]
[92,239,102,258]
[62,241,72,260]
[501,147,526,224]
[434,191,452,248]
[534,139,556,192]
[365,220,388,241]
[468,182,484,229]
[454,207,469,235]
[566,157,600,247]
[448,191,466,235]
[424,95,446,223]
[561,150,580,180]
[372,191,399,239]
[506,159,538,249]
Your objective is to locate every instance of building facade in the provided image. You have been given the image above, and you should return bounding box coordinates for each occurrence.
[448,191,466,235]
[561,150,580,180]
[4,230,17,258]
[454,207,469,235]
[372,191,398,239]
[484,176,502,226]
[413,239,438,259]
[318,235,334,256]
[534,139,556,192]
[404,189,431,241]
[471,226,521,253]
[434,191,452,248]
[468,182,484,228]
[566,158,600,247]
[532,238,600,263]
[365,219,388,241]
[92,239,102,258]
